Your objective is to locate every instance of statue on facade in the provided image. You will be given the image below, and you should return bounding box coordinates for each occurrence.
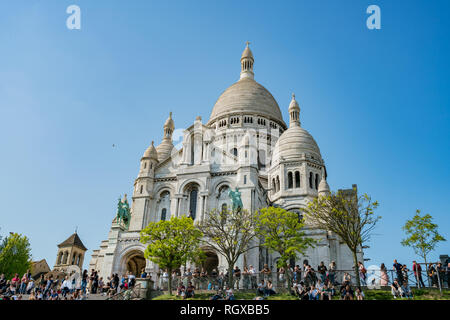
[116,194,131,229]
[228,187,243,212]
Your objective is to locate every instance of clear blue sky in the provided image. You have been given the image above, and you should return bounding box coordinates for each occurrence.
[0,0,449,271]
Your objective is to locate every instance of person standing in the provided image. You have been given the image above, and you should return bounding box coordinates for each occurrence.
[401,264,409,284]
[19,273,28,294]
[317,262,327,283]
[61,276,71,298]
[233,266,241,290]
[81,270,88,294]
[380,263,389,286]
[436,263,445,288]
[193,267,200,290]
[242,267,250,290]
[393,260,403,285]
[249,265,257,289]
[428,264,437,287]
[200,268,208,290]
[412,261,425,288]
[261,264,271,283]
[328,261,336,285]
[358,261,367,286]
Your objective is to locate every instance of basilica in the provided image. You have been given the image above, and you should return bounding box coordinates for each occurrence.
[89,44,362,279]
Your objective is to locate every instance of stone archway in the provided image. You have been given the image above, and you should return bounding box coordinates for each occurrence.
[202,251,219,274]
[122,250,146,276]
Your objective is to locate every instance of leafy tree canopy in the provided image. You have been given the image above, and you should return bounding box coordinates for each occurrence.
[140,216,204,294]
[0,232,32,280]
[256,206,315,270]
[401,209,446,264]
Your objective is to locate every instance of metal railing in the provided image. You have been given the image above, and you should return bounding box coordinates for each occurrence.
[152,268,449,292]
[107,283,142,300]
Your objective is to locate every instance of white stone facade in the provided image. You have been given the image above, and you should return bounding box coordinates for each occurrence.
[89,44,363,280]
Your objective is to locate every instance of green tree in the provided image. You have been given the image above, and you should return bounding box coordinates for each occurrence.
[256,207,315,288]
[140,216,203,295]
[401,209,446,267]
[303,188,380,287]
[198,208,258,288]
[0,232,32,280]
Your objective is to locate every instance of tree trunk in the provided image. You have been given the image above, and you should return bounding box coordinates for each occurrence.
[352,250,361,288]
[285,265,291,293]
[168,268,173,296]
[424,255,429,287]
[228,265,234,289]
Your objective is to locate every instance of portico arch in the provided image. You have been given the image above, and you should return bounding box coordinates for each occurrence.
[121,250,146,276]
[200,247,219,274]
[116,245,148,276]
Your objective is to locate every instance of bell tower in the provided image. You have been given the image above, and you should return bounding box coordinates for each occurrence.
[54,231,87,272]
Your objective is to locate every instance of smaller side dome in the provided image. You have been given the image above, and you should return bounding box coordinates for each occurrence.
[142,141,158,161]
[271,93,322,167]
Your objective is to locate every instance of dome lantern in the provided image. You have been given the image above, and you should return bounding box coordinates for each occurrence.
[240,41,254,80]
[288,93,301,128]
[163,112,175,139]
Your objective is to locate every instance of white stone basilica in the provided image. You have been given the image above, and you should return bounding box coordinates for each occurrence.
[90,44,362,279]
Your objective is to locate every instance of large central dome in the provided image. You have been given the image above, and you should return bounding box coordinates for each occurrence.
[207,44,286,128]
[208,78,284,125]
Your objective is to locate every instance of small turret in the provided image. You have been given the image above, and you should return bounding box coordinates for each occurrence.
[318,168,330,197]
[288,93,300,128]
[139,141,158,178]
[240,41,254,80]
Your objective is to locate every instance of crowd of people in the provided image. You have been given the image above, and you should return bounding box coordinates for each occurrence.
[1,259,448,300]
[0,268,141,300]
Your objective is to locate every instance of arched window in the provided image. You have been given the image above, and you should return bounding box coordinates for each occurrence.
[140,185,143,194]
[159,191,171,220]
[57,252,63,265]
[143,162,147,169]
[315,174,319,190]
[189,187,198,219]
[287,172,293,189]
[295,171,300,188]
[309,172,313,189]
[272,178,276,193]
[231,148,238,157]
[71,254,76,265]
[63,251,68,264]
[76,254,80,266]
[276,176,281,192]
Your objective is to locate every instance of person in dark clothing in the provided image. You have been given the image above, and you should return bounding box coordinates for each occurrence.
[412,261,425,288]
[393,260,403,285]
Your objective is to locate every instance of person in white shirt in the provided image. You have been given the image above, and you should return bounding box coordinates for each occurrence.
[128,272,136,288]
[249,265,257,289]
[61,276,72,297]
[26,278,35,294]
